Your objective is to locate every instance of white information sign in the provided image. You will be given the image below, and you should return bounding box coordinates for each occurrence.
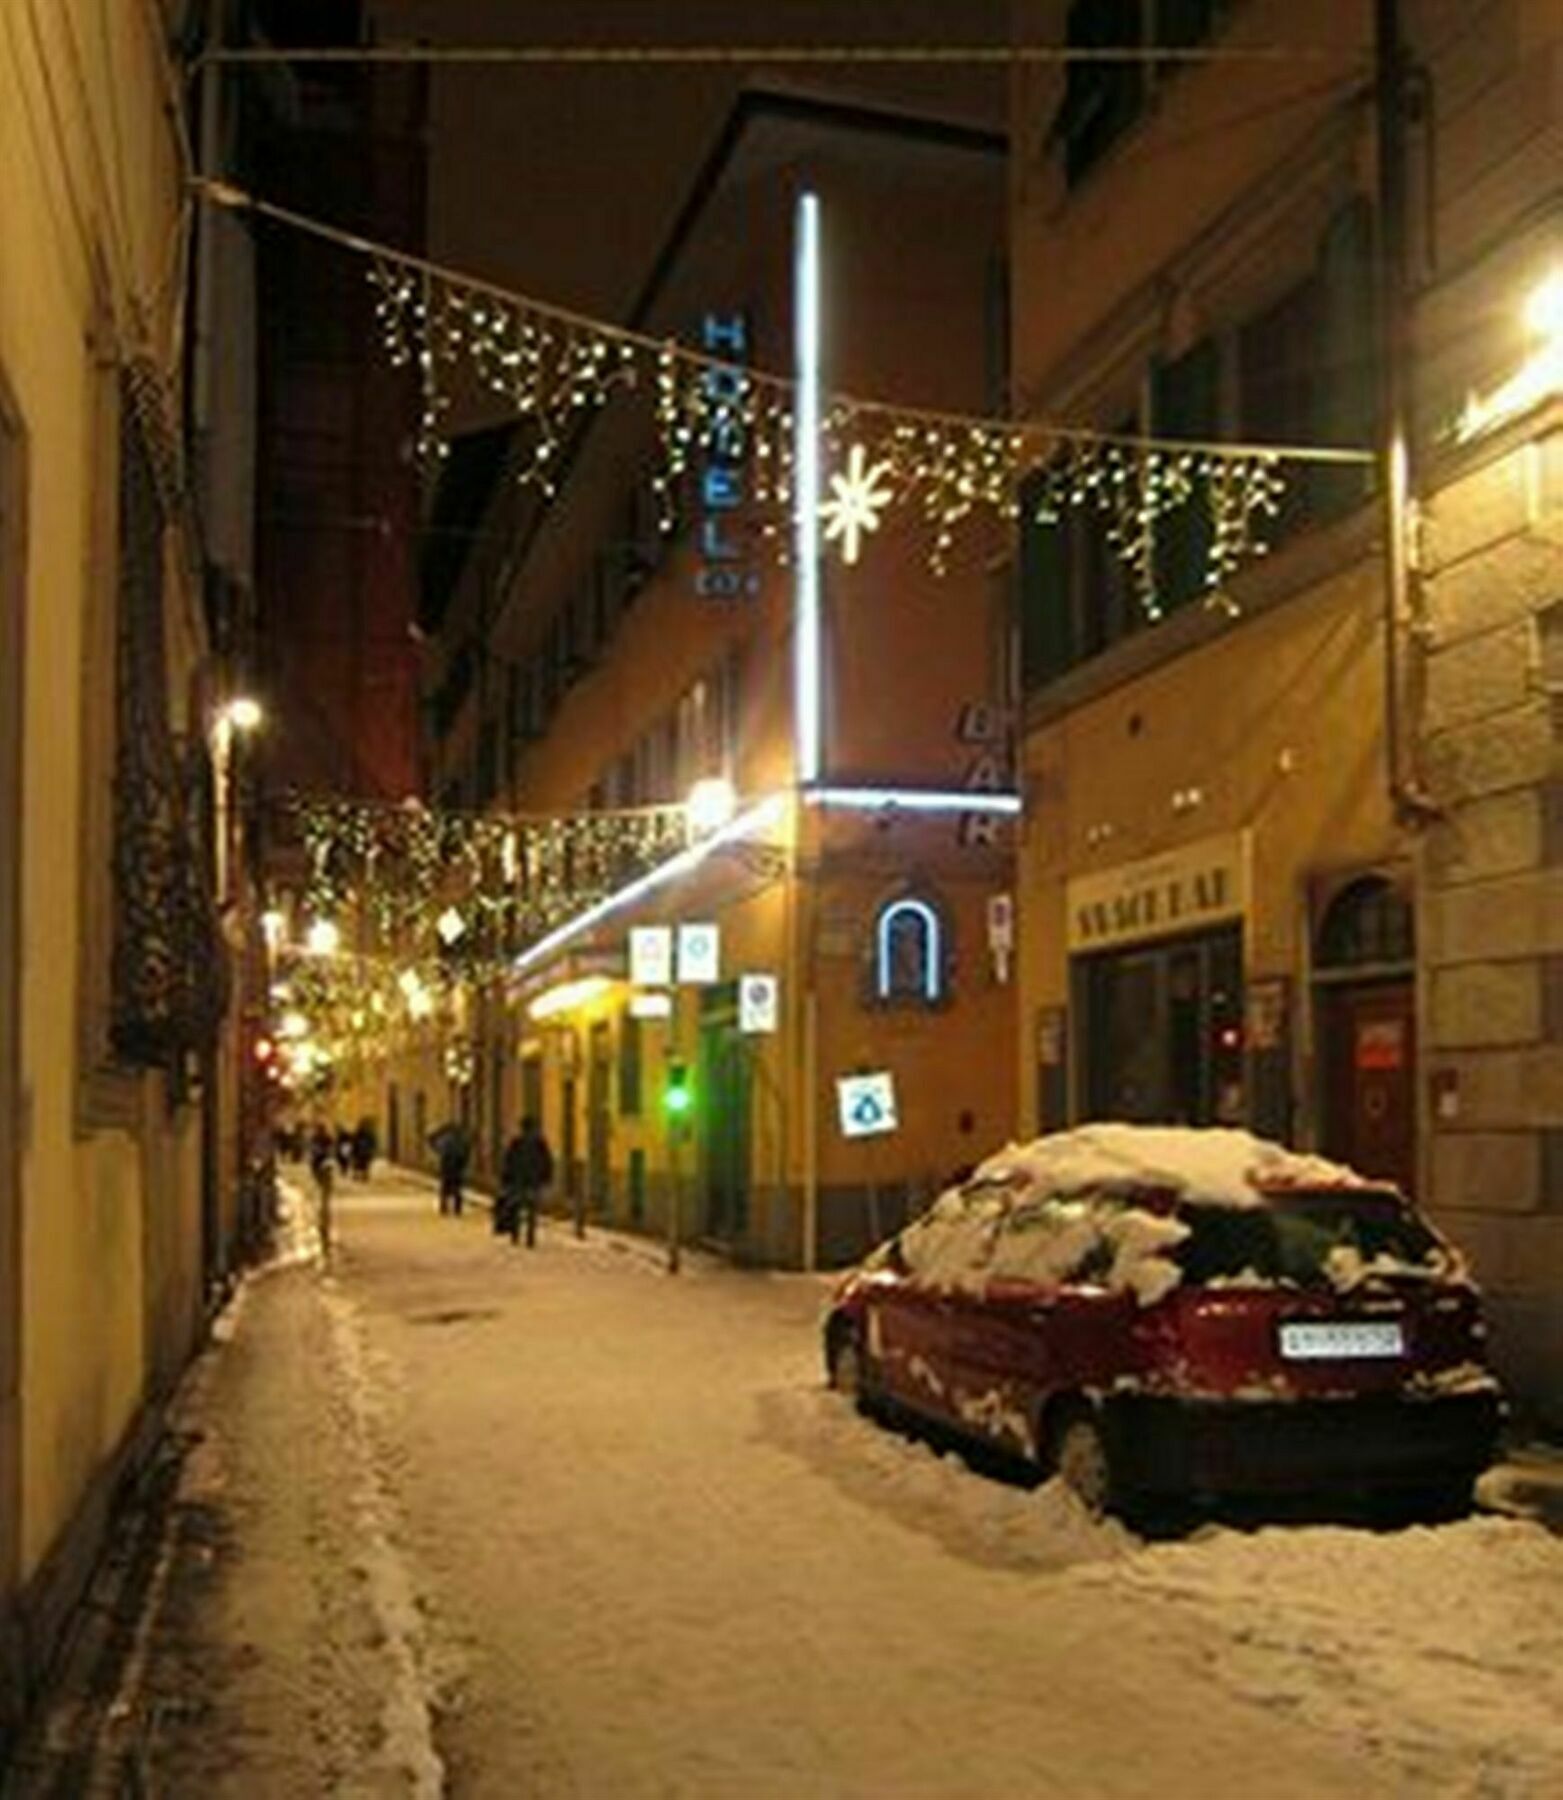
[676,921,721,985]
[836,1071,899,1139]
[629,925,673,987]
[738,973,779,1035]
[628,991,672,1020]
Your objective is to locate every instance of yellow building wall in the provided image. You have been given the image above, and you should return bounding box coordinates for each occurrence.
[0,0,199,1582]
[1017,559,1405,1138]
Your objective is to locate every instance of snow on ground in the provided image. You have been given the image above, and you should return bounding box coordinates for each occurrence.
[126,1172,1563,1799]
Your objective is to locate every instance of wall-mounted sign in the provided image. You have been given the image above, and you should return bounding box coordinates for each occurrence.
[1355,1019,1405,1071]
[629,925,673,987]
[676,921,721,985]
[738,973,779,1034]
[629,991,673,1020]
[1066,831,1249,953]
[836,1071,899,1139]
[1245,977,1289,1053]
[694,312,760,602]
[956,700,1013,846]
[986,892,1014,984]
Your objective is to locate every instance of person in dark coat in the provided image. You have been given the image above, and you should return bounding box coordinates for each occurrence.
[429,1120,470,1216]
[351,1117,377,1181]
[499,1116,554,1247]
[308,1123,335,1197]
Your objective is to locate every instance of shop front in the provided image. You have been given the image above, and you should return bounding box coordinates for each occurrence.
[1066,832,1249,1129]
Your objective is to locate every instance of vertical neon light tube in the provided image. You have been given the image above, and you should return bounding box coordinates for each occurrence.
[793,191,822,783]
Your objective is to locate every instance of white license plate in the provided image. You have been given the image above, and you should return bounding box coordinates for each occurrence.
[1279,1320,1404,1361]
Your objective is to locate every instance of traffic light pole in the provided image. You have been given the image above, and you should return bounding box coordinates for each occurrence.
[664,999,690,1275]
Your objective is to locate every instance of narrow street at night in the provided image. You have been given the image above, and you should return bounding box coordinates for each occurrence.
[20,1174,1560,1800]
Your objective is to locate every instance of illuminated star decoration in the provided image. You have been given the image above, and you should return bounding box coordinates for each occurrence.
[818,443,894,564]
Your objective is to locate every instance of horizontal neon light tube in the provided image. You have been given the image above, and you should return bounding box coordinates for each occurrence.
[512,792,788,975]
[803,785,1022,816]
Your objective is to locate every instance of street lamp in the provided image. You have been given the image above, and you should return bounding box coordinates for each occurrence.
[218,694,264,734]
[304,918,341,957]
[1522,268,1563,343]
[685,775,737,838]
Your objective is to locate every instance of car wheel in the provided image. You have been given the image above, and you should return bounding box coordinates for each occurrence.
[827,1327,868,1406]
[1052,1411,1117,1518]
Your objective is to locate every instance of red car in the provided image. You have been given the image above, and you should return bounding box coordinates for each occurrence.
[823,1125,1502,1520]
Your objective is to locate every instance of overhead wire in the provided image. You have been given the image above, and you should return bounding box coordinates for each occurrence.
[195,42,1363,72]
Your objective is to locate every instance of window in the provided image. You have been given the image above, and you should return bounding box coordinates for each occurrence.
[1316,877,1413,972]
[1017,418,1140,690]
[1150,337,1219,612]
[618,1015,643,1116]
[1053,0,1224,187]
[1017,197,1378,696]
[873,895,948,1006]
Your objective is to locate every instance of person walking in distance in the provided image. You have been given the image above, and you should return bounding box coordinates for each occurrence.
[500,1115,554,1247]
[429,1119,471,1217]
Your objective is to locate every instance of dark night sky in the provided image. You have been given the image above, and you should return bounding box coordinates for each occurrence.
[366,1,1008,329]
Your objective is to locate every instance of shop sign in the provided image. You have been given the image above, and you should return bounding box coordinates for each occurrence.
[738,973,778,1034]
[694,312,760,602]
[956,699,1013,847]
[629,925,673,987]
[837,1071,899,1139]
[1355,1020,1405,1070]
[676,921,721,985]
[1066,831,1249,953]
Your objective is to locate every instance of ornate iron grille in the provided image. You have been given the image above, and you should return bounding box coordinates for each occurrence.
[109,365,225,1067]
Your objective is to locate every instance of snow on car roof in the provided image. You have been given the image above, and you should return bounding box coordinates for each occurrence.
[969,1123,1376,1210]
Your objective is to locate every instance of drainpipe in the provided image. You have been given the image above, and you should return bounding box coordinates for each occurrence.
[1375,0,1441,826]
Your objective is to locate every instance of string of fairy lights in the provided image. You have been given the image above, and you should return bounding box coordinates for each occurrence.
[367,248,1291,603]
[199,180,1371,613]
[264,793,699,1088]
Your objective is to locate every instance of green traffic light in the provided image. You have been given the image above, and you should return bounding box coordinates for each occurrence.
[665,1060,691,1115]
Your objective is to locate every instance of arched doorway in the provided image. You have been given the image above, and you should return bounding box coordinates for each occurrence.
[1314,875,1416,1195]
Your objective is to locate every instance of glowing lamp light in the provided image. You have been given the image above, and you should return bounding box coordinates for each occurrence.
[253,1035,274,1064]
[304,918,341,957]
[1522,268,1563,342]
[685,776,737,837]
[528,975,610,1021]
[1458,265,1563,441]
[219,695,264,733]
[279,1010,309,1040]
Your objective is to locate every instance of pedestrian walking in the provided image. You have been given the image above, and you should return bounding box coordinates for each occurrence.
[307,1122,335,1255]
[429,1119,471,1216]
[499,1115,554,1247]
[350,1116,377,1181]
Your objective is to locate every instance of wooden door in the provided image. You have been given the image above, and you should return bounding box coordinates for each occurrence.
[1322,980,1416,1196]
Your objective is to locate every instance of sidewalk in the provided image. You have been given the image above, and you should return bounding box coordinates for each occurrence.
[1478,1440,1563,1532]
[2,1178,444,1798]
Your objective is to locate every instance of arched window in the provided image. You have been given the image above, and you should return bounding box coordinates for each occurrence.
[1316,875,1414,972]
[874,896,946,1005]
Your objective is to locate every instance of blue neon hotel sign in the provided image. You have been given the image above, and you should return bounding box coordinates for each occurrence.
[695,311,759,601]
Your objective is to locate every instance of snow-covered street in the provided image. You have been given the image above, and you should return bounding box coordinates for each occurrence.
[59,1171,1563,1797]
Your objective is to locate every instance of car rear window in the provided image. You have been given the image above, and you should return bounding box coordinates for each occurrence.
[1174,1188,1450,1289]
